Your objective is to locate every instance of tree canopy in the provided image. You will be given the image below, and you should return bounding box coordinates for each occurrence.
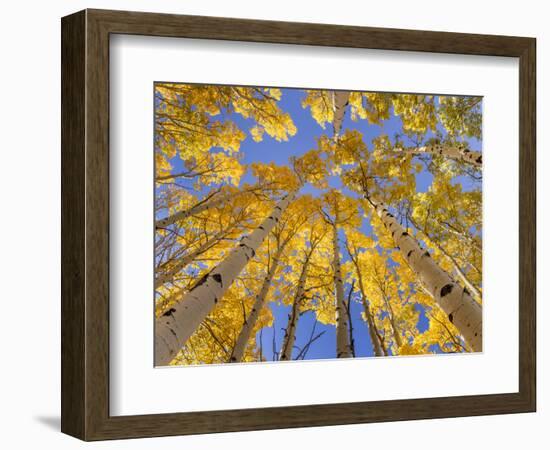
[154,83,482,366]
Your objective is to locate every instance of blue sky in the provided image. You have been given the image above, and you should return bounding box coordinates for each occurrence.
[156,86,482,361]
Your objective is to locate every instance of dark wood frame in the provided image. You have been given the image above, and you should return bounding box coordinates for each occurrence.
[61,8,536,441]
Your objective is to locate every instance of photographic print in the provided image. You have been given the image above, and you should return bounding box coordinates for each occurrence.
[154,84,482,367]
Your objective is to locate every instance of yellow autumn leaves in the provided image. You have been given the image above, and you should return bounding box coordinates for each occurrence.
[155,83,482,364]
[303,90,481,139]
[155,84,297,189]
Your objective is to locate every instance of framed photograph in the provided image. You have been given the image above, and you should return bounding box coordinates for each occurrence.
[61,9,536,440]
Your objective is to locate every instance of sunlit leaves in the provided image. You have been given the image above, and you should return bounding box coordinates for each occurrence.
[392,94,437,134]
[292,149,328,188]
[230,86,297,142]
[438,96,482,139]
[250,161,301,192]
[195,152,245,187]
[348,92,392,124]
[301,90,334,129]
[155,85,483,364]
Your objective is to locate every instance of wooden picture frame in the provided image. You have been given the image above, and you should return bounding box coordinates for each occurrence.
[61,8,536,441]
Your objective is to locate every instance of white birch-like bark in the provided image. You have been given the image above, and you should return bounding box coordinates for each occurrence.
[410,218,483,303]
[155,191,296,366]
[155,227,228,288]
[431,239,482,303]
[229,244,285,363]
[156,191,234,229]
[437,219,483,253]
[362,297,384,356]
[395,144,482,168]
[156,184,270,229]
[279,298,299,362]
[280,254,312,361]
[451,258,482,303]
[333,222,353,358]
[357,277,383,357]
[345,242,384,357]
[381,290,403,349]
[332,91,350,138]
[367,196,482,352]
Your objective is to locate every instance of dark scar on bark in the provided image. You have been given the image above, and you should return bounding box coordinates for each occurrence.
[191,273,209,290]
[423,251,430,257]
[212,273,223,285]
[448,313,454,323]
[476,155,482,164]
[401,231,409,237]
[162,307,177,317]
[407,249,415,258]
[240,243,256,259]
[258,226,264,230]
[213,297,218,304]
[440,284,454,297]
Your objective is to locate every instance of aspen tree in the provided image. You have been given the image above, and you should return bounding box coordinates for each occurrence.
[332,91,350,138]
[155,191,297,366]
[321,191,358,358]
[365,195,482,352]
[394,143,482,167]
[280,215,328,361]
[156,184,274,229]
[344,237,385,357]
[280,256,311,361]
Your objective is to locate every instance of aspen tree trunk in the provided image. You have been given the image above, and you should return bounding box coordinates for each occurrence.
[345,284,356,357]
[156,184,270,229]
[382,291,403,350]
[280,255,311,361]
[450,258,482,303]
[366,195,482,352]
[279,297,300,362]
[395,144,482,168]
[156,191,234,229]
[439,249,482,303]
[377,332,389,356]
[155,192,296,366]
[229,244,286,363]
[333,221,353,358]
[155,228,228,288]
[437,219,483,253]
[359,288,384,357]
[346,243,384,357]
[408,216,482,303]
[332,91,350,138]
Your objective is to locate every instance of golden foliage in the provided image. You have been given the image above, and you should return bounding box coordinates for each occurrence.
[155,86,482,364]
